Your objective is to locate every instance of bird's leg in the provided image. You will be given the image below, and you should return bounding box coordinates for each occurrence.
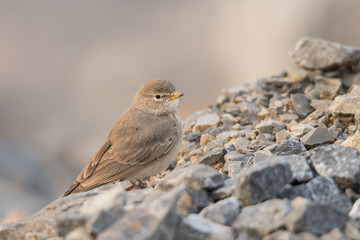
[125,180,136,191]
[136,179,148,188]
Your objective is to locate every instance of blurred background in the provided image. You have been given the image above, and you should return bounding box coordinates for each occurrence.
[1,0,360,222]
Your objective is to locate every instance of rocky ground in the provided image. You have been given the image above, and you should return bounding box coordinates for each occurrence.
[2,37,360,240]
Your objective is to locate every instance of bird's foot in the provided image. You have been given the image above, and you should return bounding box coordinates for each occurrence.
[125,179,148,191]
[136,179,148,188]
[125,180,136,191]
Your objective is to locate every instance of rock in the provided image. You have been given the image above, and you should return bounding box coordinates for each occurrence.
[313,77,341,100]
[195,147,226,166]
[290,124,314,138]
[286,65,308,82]
[232,199,293,236]
[349,198,360,219]
[25,232,50,240]
[342,112,360,151]
[199,133,215,146]
[185,131,202,142]
[300,124,335,148]
[342,72,360,88]
[221,113,238,126]
[239,101,260,114]
[342,131,360,152]
[98,184,186,240]
[275,129,291,144]
[236,230,263,240]
[285,197,348,236]
[193,114,221,132]
[199,197,240,226]
[272,138,307,156]
[310,144,360,189]
[310,99,332,112]
[289,36,360,70]
[290,94,313,118]
[100,185,209,240]
[230,137,250,150]
[263,230,318,240]
[329,85,360,114]
[320,228,346,240]
[269,155,313,183]
[83,187,126,236]
[217,130,244,141]
[279,113,299,122]
[262,231,293,240]
[252,150,272,163]
[344,221,360,240]
[0,184,126,239]
[224,151,244,162]
[175,214,234,240]
[279,176,352,214]
[211,177,236,202]
[180,141,197,155]
[65,227,92,240]
[234,159,292,205]
[156,164,225,191]
[255,120,286,134]
[225,161,246,176]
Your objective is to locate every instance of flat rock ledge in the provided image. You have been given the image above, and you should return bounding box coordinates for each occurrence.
[2,37,360,240]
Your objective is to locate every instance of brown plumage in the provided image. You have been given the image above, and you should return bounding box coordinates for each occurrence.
[61,79,183,197]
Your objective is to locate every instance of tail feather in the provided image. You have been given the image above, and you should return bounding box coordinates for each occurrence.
[60,181,81,198]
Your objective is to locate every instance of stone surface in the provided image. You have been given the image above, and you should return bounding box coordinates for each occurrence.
[320,228,346,240]
[279,176,352,214]
[210,177,236,201]
[275,129,291,144]
[272,138,307,156]
[234,159,292,205]
[300,124,335,148]
[313,77,341,100]
[255,120,286,134]
[193,113,221,132]
[199,197,240,226]
[310,144,360,189]
[99,184,186,240]
[269,155,313,183]
[156,164,225,191]
[196,147,226,166]
[290,124,314,138]
[232,199,293,236]
[279,113,299,122]
[226,161,246,176]
[342,112,360,151]
[310,99,332,112]
[176,214,234,240]
[289,36,360,70]
[329,85,360,114]
[285,197,348,236]
[66,227,92,240]
[224,151,244,162]
[349,198,360,219]
[290,94,314,118]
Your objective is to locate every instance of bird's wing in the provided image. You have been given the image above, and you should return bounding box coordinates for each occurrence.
[61,140,111,196]
[62,110,180,196]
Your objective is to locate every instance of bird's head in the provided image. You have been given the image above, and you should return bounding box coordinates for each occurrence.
[132,79,183,115]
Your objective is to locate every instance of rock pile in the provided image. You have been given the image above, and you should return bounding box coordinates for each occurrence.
[2,36,360,240]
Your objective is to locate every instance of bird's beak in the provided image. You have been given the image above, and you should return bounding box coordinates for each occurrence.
[170,92,184,100]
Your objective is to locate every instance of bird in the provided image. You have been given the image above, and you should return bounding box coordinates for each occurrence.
[61,79,183,197]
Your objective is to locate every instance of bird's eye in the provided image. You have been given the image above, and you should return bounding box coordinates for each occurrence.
[155,95,161,99]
